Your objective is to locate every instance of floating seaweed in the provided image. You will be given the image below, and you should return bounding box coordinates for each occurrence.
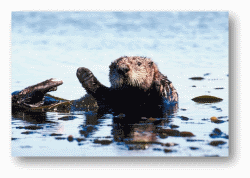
[189,77,204,80]
[192,95,223,103]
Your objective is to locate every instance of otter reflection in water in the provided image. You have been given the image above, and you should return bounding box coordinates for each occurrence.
[77,56,179,117]
[78,109,177,150]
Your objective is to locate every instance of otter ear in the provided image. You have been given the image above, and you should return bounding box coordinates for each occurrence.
[149,61,154,67]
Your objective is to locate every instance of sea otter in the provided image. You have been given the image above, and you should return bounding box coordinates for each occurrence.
[11,56,178,116]
[77,56,178,117]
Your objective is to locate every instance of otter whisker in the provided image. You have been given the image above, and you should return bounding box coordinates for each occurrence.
[135,79,139,87]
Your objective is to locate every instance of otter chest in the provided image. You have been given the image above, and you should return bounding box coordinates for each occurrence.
[109,87,162,107]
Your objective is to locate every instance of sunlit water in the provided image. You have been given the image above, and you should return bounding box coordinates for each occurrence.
[11,12,228,157]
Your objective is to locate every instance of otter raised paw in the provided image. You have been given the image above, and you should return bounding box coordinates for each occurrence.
[77,56,178,117]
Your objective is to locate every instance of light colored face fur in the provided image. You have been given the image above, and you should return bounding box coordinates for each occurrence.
[109,56,158,90]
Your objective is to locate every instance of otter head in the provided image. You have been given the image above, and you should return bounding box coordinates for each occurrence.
[109,56,160,90]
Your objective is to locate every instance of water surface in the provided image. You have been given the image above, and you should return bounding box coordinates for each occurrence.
[11,12,228,157]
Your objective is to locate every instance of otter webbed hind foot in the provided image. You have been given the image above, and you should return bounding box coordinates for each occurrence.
[12,78,63,108]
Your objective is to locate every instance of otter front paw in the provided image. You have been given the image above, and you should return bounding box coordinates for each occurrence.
[77,67,108,96]
[77,67,96,92]
[77,67,93,84]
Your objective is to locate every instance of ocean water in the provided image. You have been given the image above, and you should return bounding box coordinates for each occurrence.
[11,12,228,157]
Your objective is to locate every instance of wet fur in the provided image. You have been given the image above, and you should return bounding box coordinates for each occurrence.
[109,56,178,103]
[77,56,178,117]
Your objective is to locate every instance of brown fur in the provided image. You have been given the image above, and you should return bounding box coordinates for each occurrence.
[109,56,178,103]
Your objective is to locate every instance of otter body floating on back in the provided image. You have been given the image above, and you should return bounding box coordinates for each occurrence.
[77,56,178,117]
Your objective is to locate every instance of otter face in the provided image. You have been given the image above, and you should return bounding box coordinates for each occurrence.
[109,56,157,90]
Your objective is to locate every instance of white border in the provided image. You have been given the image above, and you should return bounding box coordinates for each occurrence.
[1,0,246,175]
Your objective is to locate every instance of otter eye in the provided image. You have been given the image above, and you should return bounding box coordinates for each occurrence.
[137,62,142,66]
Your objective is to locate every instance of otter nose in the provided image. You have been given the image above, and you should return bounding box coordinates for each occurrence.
[117,66,130,75]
